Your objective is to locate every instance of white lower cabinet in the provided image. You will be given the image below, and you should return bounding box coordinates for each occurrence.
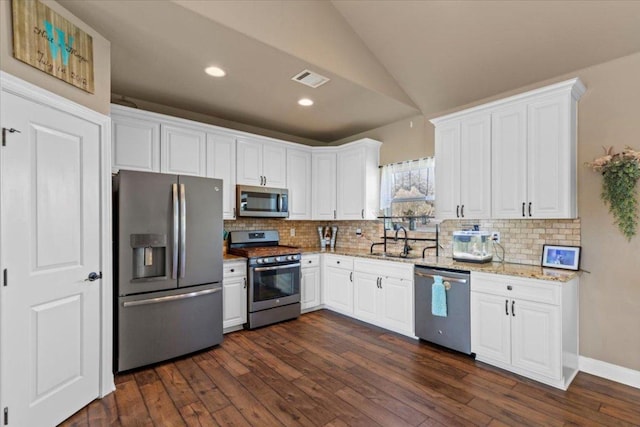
[319,254,414,337]
[353,259,414,337]
[470,271,578,390]
[322,255,354,315]
[223,260,247,332]
[301,254,321,311]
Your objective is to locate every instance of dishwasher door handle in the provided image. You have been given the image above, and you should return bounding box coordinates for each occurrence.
[415,271,468,284]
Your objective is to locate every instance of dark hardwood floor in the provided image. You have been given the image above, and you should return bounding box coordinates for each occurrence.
[60,310,640,426]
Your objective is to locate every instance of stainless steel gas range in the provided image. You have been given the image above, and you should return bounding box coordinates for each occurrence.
[228,230,301,329]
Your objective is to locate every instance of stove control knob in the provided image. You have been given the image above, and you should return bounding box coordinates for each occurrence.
[275,256,282,262]
[288,255,296,261]
[257,258,264,264]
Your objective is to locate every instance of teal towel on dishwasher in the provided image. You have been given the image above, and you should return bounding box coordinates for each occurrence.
[431,275,447,317]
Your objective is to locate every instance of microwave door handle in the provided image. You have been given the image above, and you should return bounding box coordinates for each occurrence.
[179,183,186,279]
[278,193,283,212]
[172,183,179,279]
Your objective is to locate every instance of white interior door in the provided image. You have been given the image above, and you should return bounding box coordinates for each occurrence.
[1,91,101,426]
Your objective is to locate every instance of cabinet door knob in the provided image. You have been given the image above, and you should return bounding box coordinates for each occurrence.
[230,269,235,273]
[507,285,512,291]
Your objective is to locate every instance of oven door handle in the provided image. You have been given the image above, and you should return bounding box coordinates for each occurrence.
[253,263,301,272]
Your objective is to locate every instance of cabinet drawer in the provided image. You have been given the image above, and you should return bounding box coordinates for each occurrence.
[324,254,354,270]
[301,254,320,269]
[471,272,560,305]
[223,261,246,278]
[354,258,413,281]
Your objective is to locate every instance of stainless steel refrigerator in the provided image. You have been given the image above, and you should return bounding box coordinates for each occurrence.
[113,170,223,372]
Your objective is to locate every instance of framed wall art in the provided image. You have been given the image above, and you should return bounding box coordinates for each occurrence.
[12,0,94,93]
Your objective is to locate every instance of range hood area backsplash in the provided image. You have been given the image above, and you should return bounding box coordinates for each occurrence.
[224,218,581,265]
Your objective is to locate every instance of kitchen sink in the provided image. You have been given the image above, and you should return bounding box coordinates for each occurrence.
[369,253,423,260]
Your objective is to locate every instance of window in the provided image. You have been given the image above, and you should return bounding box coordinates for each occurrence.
[380,157,435,221]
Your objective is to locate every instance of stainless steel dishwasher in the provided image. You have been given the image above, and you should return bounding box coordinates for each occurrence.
[414,266,472,355]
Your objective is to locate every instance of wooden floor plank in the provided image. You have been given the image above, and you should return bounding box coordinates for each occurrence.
[196,352,283,426]
[58,310,640,427]
[174,357,232,414]
[179,401,221,427]
[138,379,186,427]
[113,378,154,426]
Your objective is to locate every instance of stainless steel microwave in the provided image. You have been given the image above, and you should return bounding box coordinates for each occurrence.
[236,185,289,218]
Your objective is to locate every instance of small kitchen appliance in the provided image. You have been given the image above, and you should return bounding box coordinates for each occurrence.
[452,230,493,263]
[236,185,289,218]
[228,230,301,329]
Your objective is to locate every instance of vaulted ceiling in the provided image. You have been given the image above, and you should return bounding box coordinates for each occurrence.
[60,0,640,143]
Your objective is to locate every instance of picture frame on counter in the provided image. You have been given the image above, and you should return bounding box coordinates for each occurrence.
[541,244,581,271]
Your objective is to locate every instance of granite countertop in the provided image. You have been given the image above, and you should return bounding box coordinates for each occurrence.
[223,253,246,262]
[298,246,578,283]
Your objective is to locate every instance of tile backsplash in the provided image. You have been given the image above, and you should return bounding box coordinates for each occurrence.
[439,218,581,265]
[224,218,581,265]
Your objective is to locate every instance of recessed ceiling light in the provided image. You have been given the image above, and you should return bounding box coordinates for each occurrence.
[204,66,226,77]
[298,98,314,106]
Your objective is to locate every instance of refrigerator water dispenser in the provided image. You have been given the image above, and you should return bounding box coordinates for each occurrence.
[130,234,167,280]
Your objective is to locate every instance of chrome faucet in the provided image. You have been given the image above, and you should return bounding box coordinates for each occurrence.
[395,226,411,257]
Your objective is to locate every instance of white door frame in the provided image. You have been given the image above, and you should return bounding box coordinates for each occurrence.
[0,71,115,403]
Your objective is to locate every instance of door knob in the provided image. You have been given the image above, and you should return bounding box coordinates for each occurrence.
[85,272,102,282]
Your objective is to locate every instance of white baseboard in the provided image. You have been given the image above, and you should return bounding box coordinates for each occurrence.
[579,356,640,389]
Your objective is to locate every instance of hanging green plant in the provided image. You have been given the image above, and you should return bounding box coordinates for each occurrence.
[586,146,640,240]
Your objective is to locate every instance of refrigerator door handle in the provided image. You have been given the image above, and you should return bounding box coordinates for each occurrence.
[122,287,221,307]
[179,183,186,279]
[172,183,179,279]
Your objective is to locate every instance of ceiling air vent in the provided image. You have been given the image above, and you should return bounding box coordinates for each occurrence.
[292,69,330,88]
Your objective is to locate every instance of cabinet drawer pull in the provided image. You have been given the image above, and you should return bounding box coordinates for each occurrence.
[505,299,509,316]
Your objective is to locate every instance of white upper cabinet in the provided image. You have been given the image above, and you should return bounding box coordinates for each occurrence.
[492,82,584,219]
[459,114,492,219]
[433,78,585,220]
[434,113,491,220]
[526,93,575,218]
[286,146,312,220]
[161,124,207,176]
[336,139,381,220]
[312,139,381,220]
[207,133,236,220]
[491,103,528,218]
[236,137,287,187]
[312,151,337,220]
[111,110,160,173]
